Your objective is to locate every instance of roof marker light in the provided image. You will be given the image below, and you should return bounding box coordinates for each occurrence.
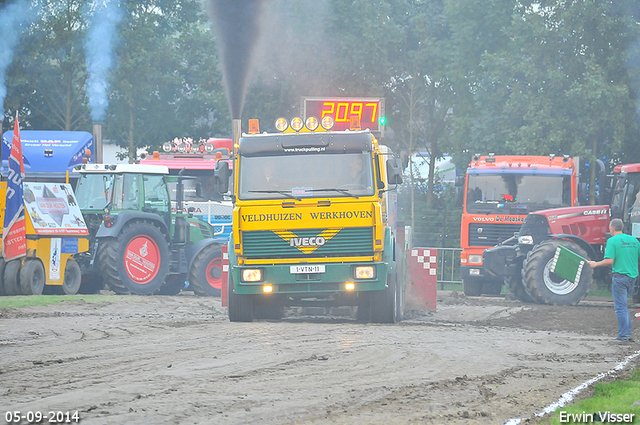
[305,116,319,131]
[275,118,288,132]
[291,117,304,132]
[321,115,334,130]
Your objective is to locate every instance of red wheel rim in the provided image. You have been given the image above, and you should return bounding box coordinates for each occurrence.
[205,257,223,290]
[124,236,161,284]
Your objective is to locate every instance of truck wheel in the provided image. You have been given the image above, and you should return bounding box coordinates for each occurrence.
[3,260,22,296]
[463,278,482,296]
[505,275,534,303]
[157,274,186,295]
[99,222,170,295]
[522,239,592,305]
[356,293,372,321]
[371,272,397,323]
[0,258,6,296]
[227,273,254,322]
[20,259,46,295]
[189,244,223,297]
[62,259,82,295]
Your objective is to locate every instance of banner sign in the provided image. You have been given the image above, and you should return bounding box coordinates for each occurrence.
[24,183,89,235]
[3,116,27,260]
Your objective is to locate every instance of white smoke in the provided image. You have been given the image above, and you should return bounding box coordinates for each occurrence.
[84,0,123,122]
[0,0,34,118]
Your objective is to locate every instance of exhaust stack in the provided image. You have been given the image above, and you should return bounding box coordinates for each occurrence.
[232,119,241,154]
[93,122,103,163]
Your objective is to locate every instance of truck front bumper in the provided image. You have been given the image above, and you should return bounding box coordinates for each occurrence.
[231,262,391,295]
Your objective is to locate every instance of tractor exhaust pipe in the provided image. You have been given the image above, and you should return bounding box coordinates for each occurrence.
[232,118,241,153]
[93,122,103,163]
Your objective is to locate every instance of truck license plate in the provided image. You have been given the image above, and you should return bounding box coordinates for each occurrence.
[290,265,325,274]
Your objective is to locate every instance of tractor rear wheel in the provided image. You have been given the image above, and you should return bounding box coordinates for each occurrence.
[62,259,82,295]
[20,259,46,295]
[157,274,186,295]
[188,244,223,297]
[227,273,254,322]
[3,260,22,296]
[99,221,170,295]
[522,239,592,305]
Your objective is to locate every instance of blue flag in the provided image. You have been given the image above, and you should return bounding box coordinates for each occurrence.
[3,113,26,260]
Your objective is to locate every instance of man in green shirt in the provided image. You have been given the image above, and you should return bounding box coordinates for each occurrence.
[588,218,639,343]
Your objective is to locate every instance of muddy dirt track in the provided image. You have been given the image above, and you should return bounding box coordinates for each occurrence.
[1,291,639,425]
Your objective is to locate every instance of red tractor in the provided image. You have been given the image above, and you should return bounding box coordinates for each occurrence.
[484,163,640,305]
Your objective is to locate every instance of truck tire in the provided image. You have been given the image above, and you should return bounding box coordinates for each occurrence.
[157,274,186,295]
[62,259,82,295]
[228,273,254,322]
[483,279,503,295]
[3,260,22,296]
[522,239,592,305]
[505,275,534,303]
[371,272,397,323]
[188,244,223,297]
[0,258,6,296]
[463,277,482,296]
[19,259,46,295]
[99,222,170,295]
[356,293,372,321]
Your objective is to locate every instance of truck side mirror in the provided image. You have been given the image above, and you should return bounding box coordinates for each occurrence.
[455,187,464,208]
[386,157,403,185]
[214,161,230,194]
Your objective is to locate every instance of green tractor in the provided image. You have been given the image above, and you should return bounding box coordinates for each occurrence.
[72,163,225,295]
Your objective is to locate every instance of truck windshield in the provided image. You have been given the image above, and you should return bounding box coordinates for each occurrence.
[75,173,115,210]
[238,153,375,200]
[466,174,571,213]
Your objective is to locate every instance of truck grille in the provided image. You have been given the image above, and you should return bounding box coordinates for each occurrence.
[242,227,373,259]
[468,223,520,247]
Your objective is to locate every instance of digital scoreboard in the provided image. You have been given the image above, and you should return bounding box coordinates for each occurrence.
[302,97,385,135]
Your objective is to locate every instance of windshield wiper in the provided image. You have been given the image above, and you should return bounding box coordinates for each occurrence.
[248,190,301,201]
[313,188,359,199]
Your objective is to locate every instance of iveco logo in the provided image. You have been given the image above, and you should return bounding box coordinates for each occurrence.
[290,236,326,247]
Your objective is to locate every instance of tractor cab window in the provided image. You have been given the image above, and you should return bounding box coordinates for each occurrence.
[75,173,115,210]
[621,174,640,236]
[143,174,170,214]
[113,174,141,210]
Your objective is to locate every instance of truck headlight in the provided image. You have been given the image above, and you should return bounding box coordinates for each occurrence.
[518,235,534,245]
[241,269,263,282]
[468,255,482,264]
[354,266,376,279]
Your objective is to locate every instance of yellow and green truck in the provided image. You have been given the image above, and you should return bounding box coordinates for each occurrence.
[216,116,404,322]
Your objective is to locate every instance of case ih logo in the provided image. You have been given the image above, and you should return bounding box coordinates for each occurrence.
[583,209,608,216]
[274,229,340,254]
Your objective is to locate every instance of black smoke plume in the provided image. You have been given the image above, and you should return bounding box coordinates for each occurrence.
[206,0,270,119]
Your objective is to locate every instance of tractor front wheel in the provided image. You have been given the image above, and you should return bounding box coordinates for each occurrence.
[189,245,223,297]
[20,259,46,295]
[62,259,82,295]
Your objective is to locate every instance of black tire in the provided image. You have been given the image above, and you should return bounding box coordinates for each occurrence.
[0,258,6,296]
[3,260,22,296]
[463,277,482,296]
[356,292,372,321]
[99,222,170,295]
[371,272,397,323]
[157,274,186,295]
[505,275,534,303]
[19,259,46,295]
[632,278,640,304]
[522,239,592,305]
[227,272,254,322]
[188,244,223,297]
[62,259,82,295]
